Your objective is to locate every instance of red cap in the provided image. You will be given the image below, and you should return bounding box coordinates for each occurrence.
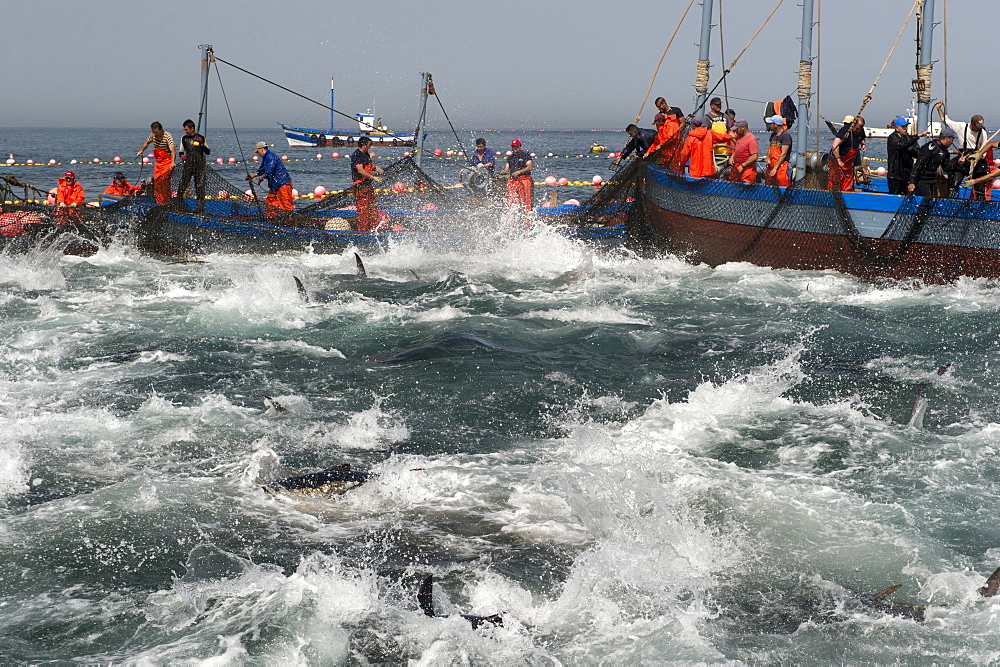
[64,171,75,178]
[511,139,521,147]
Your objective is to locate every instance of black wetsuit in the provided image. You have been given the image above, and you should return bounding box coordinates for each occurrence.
[177,131,211,210]
[909,139,952,198]
[886,131,920,195]
[620,128,658,160]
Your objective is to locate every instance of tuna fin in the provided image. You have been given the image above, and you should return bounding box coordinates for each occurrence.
[980,567,1000,598]
[410,269,421,281]
[874,584,901,601]
[355,252,367,278]
[293,276,308,303]
[418,575,435,617]
[463,613,504,629]
[263,395,288,413]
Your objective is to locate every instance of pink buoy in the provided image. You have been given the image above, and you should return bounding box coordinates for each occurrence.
[421,203,437,210]
[316,153,323,160]
[92,158,100,163]
[291,188,299,198]
[70,159,78,164]
[392,181,406,193]
[332,152,340,158]
[530,153,536,157]
[228,157,236,163]
[113,156,121,163]
[876,166,886,176]
[592,175,603,186]
[142,157,150,164]
[370,152,376,158]
[147,153,154,158]
[433,148,442,156]
[218,190,228,198]
[314,186,327,197]
[47,188,57,206]
[458,151,465,156]
[505,150,512,156]
[558,177,569,186]
[48,159,56,165]
[446,150,454,156]
[562,199,581,207]
[216,157,224,164]
[404,152,411,157]
[281,155,288,161]
[25,159,34,165]
[544,175,557,185]
[540,200,553,207]
[244,189,254,199]
[994,159,1000,167]
[993,179,1000,189]
[252,155,259,161]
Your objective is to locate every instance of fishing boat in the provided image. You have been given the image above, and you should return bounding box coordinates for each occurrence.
[279,79,415,148]
[631,0,1000,284]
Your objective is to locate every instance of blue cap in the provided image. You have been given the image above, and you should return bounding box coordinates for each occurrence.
[939,127,957,139]
[893,117,909,126]
[688,116,703,127]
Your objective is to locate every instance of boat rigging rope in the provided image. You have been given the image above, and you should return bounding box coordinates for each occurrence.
[211,54,404,141]
[942,0,949,110]
[718,0,729,110]
[855,0,920,117]
[213,59,265,218]
[690,0,785,118]
[633,0,697,124]
[430,79,469,159]
[815,0,822,151]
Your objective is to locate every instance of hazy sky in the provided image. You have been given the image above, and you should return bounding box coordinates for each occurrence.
[2,0,995,131]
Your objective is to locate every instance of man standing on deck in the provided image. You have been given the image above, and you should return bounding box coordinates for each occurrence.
[468,138,495,175]
[612,124,658,169]
[678,117,732,178]
[828,116,866,191]
[935,101,992,200]
[764,114,792,187]
[707,97,733,169]
[499,139,534,214]
[175,119,211,212]
[136,121,177,206]
[728,119,759,184]
[246,141,294,218]
[886,117,927,195]
[907,127,957,197]
[350,136,384,231]
[648,98,686,170]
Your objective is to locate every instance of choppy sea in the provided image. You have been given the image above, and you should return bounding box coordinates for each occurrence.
[1,127,1000,664]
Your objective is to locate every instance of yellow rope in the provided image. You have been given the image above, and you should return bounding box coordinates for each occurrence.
[633,0,698,124]
[855,0,920,117]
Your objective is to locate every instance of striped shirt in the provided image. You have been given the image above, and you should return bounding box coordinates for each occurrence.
[147,131,175,153]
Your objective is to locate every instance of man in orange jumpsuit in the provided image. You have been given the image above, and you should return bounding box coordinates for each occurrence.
[55,171,85,221]
[500,139,534,214]
[350,136,384,231]
[764,114,792,186]
[648,97,685,170]
[829,116,866,191]
[136,121,177,205]
[729,119,759,184]
[679,116,733,178]
[103,172,142,199]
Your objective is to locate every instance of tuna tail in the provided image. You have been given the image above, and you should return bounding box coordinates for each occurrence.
[418,575,435,617]
[293,276,309,303]
[263,395,288,413]
[355,252,367,278]
[410,269,421,281]
[874,584,901,601]
[979,566,1000,598]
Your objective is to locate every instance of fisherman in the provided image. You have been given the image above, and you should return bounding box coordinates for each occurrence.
[829,116,867,191]
[729,119,759,184]
[136,121,177,206]
[678,116,732,178]
[961,139,1000,192]
[934,101,993,200]
[247,141,294,218]
[764,114,792,186]
[468,138,495,175]
[647,97,686,169]
[350,136,384,231]
[725,108,737,129]
[55,171,85,210]
[885,117,927,195]
[175,119,211,212]
[102,172,141,198]
[499,139,534,213]
[907,127,957,197]
[706,97,733,169]
[612,124,658,169]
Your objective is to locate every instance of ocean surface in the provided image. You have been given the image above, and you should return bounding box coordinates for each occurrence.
[2,128,1000,664]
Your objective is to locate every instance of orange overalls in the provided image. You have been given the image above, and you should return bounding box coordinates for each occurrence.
[766,130,791,187]
[151,136,174,205]
[506,175,533,213]
[353,164,379,231]
[650,113,684,171]
[680,127,733,178]
[55,177,85,221]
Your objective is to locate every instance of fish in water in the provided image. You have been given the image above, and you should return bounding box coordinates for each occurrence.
[979,566,1000,598]
[417,575,503,629]
[848,584,926,621]
[293,276,336,304]
[263,395,288,414]
[907,363,951,429]
[263,463,369,497]
[355,252,367,278]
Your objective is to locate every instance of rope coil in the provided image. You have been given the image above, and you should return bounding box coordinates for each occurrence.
[915,64,933,103]
[694,60,710,97]
[797,61,812,101]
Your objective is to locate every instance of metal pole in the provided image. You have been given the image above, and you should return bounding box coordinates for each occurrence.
[330,76,337,134]
[795,0,815,181]
[414,72,430,170]
[694,0,714,111]
[197,44,213,134]
[915,0,935,139]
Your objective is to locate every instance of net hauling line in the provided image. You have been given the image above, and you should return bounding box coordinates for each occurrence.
[853,0,920,118]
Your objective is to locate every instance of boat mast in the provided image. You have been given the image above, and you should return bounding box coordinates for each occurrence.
[414,72,431,169]
[330,78,336,132]
[914,0,935,138]
[693,0,714,112]
[795,0,815,181]
[197,44,213,134]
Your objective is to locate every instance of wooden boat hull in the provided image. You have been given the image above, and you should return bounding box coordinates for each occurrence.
[642,164,1000,283]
